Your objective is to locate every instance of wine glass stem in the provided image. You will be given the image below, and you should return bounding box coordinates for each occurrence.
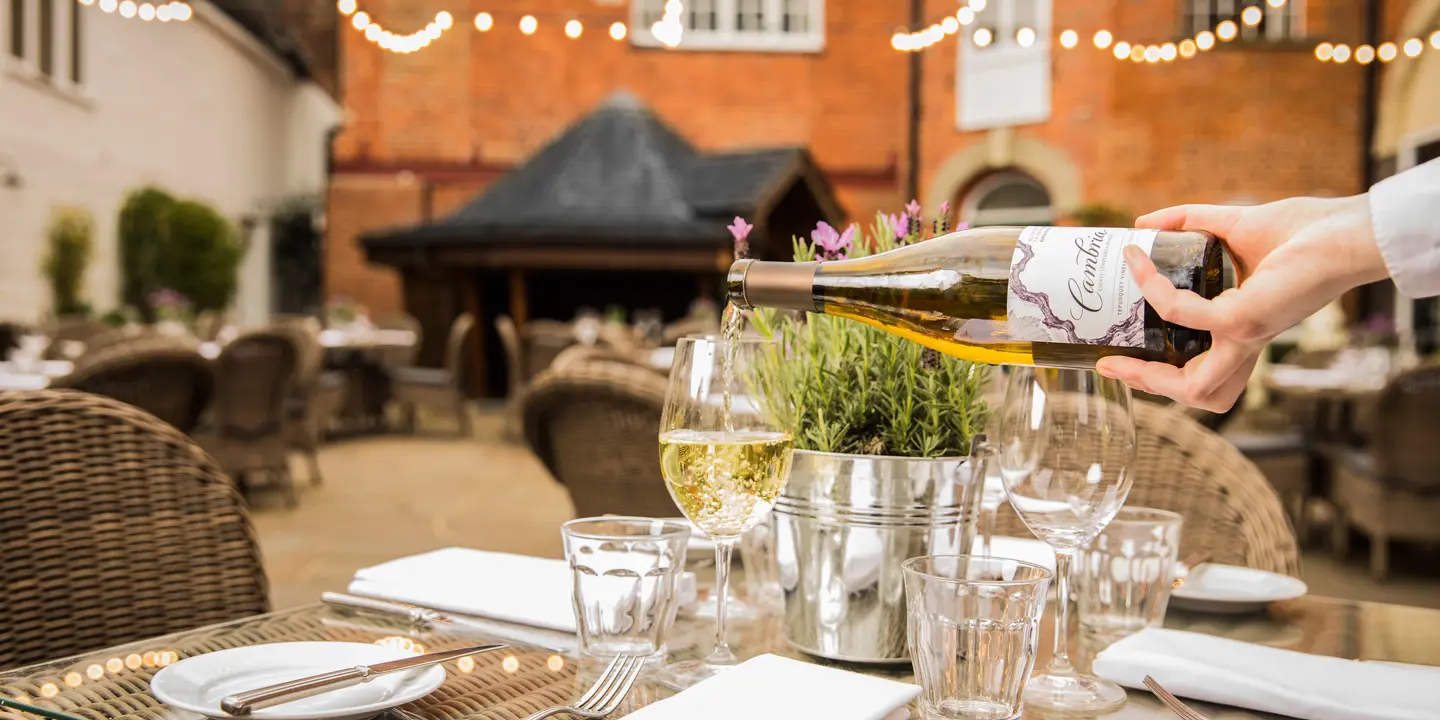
[706,537,738,666]
[1048,548,1077,676]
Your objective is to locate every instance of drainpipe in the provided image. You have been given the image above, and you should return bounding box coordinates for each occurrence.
[1360,0,1379,188]
[905,0,922,202]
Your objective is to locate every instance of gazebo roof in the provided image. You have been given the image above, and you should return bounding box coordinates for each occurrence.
[363,91,840,259]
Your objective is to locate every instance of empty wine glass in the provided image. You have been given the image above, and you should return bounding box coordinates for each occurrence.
[658,336,795,688]
[998,367,1136,713]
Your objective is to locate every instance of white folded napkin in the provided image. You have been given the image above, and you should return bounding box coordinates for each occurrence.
[348,547,695,634]
[968,535,1056,573]
[626,654,919,720]
[1093,628,1440,720]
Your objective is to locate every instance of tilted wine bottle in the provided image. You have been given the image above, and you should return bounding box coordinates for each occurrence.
[726,226,1224,368]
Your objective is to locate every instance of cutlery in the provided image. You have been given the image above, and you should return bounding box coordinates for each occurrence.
[322,593,446,626]
[321,593,573,654]
[0,696,89,720]
[1173,551,1212,589]
[219,643,505,716]
[1143,675,1212,720]
[520,653,646,720]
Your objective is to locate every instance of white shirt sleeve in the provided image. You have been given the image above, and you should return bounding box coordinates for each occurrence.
[1370,157,1440,298]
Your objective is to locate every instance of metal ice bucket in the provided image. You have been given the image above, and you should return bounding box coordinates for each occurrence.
[771,449,978,663]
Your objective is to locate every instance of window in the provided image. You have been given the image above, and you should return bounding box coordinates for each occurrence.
[630,0,824,52]
[1184,0,1304,42]
[9,0,23,60]
[37,0,52,77]
[957,0,1052,130]
[960,172,1053,227]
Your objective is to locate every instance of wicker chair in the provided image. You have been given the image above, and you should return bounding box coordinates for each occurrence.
[195,310,228,342]
[661,316,718,345]
[198,331,300,505]
[54,337,214,434]
[994,400,1301,576]
[273,319,347,486]
[392,314,474,436]
[550,344,655,374]
[521,361,677,518]
[1330,364,1440,579]
[0,390,268,669]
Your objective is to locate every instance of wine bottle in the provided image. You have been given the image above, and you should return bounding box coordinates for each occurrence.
[726,226,1224,369]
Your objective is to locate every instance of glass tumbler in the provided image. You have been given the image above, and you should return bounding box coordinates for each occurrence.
[903,555,1053,720]
[739,518,783,613]
[1077,507,1183,644]
[561,516,691,659]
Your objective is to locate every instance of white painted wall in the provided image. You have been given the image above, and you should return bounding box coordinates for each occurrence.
[0,0,341,325]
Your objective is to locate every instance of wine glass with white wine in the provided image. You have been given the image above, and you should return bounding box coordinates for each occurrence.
[998,367,1136,713]
[658,335,795,688]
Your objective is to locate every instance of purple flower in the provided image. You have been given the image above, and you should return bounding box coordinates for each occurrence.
[939,200,950,217]
[728,216,754,259]
[905,199,921,217]
[812,221,855,260]
[953,221,969,231]
[149,288,186,308]
[890,213,909,239]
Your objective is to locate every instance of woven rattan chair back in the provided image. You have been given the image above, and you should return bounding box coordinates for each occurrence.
[521,361,677,518]
[0,389,268,669]
[495,315,524,398]
[213,331,298,440]
[995,400,1300,576]
[661,317,717,345]
[55,338,214,434]
[523,320,577,380]
[272,318,324,396]
[444,313,475,392]
[1369,363,1440,493]
[550,345,642,374]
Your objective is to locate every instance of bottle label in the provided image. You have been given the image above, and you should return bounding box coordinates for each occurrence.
[1007,226,1157,347]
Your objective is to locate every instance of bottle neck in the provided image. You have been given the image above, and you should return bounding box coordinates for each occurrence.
[727,259,821,312]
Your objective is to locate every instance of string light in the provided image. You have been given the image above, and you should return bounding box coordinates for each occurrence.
[344,7,455,55]
[474,12,492,31]
[1179,38,1197,58]
[1332,43,1351,63]
[352,11,369,29]
[1160,42,1177,61]
[1093,30,1112,49]
[972,27,992,47]
[337,0,356,15]
[138,3,155,20]
[1355,44,1375,64]
[1267,0,1286,6]
[957,7,974,25]
[1432,31,1440,49]
[969,0,986,11]
[1130,44,1144,62]
[1315,42,1334,61]
[1376,42,1396,61]
[119,0,136,18]
[565,19,582,38]
[520,15,537,35]
[1196,30,1215,50]
[1217,20,1238,41]
[1144,44,1161,63]
[941,17,959,35]
[651,0,683,47]
[609,22,626,40]
[1016,26,1035,47]
[1241,6,1262,26]
[1059,29,1077,48]
[1403,37,1424,57]
[99,0,116,11]
[1112,41,1129,60]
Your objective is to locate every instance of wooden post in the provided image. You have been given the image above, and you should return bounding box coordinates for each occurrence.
[697,273,716,305]
[460,272,486,398]
[508,269,530,332]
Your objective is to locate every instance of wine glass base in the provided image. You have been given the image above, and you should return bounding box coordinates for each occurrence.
[1022,672,1128,714]
[656,659,735,690]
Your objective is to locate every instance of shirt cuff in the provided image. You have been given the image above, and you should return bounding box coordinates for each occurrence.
[1370,158,1440,299]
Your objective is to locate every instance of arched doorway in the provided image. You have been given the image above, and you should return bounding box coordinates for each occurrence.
[959,170,1053,227]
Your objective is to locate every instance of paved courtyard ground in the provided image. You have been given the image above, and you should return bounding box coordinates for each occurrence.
[250,407,1440,612]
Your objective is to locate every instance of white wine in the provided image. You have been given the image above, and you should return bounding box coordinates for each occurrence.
[658,429,794,538]
[726,226,1224,368]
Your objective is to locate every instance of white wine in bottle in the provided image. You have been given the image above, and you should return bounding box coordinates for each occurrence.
[726,226,1224,368]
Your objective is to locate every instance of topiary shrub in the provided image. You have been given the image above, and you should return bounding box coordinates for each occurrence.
[42,206,95,317]
[161,200,244,313]
[118,187,176,320]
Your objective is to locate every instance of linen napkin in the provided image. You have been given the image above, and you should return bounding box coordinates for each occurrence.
[967,535,1056,573]
[625,654,919,720]
[348,547,695,634]
[1093,628,1440,720]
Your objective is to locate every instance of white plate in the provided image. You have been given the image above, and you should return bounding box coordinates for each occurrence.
[1170,563,1307,614]
[151,641,445,720]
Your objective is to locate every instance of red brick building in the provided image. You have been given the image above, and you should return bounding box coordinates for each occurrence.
[327,0,1431,321]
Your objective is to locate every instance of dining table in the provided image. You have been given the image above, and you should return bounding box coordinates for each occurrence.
[0,361,74,391]
[1,588,1436,720]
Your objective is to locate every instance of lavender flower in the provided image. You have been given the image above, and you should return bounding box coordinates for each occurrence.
[905,199,921,217]
[812,222,855,260]
[728,216,754,260]
[149,288,187,308]
[938,201,952,233]
[889,213,909,239]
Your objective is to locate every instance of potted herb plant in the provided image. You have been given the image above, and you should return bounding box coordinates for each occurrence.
[731,203,991,663]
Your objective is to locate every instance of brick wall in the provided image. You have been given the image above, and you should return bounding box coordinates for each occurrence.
[326,0,1410,309]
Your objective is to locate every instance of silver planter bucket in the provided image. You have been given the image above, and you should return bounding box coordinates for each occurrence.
[771,448,982,664]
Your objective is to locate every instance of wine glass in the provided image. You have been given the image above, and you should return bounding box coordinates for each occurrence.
[658,336,794,688]
[998,367,1136,713]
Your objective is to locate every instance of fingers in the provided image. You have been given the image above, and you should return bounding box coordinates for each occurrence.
[1135,204,1243,237]
[1096,346,1258,412]
[1126,246,1235,334]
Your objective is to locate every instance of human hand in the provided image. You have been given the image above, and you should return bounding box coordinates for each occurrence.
[1095,195,1389,411]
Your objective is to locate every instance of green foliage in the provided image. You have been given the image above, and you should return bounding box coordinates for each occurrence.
[42,206,95,317]
[1065,203,1133,227]
[747,213,990,458]
[118,187,176,319]
[161,200,243,313]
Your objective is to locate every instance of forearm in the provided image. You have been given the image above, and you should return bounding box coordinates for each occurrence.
[1370,158,1440,298]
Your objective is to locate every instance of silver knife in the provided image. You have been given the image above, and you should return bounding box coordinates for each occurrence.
[219,643,505,716]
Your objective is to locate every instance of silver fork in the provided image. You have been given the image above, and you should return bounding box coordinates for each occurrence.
[1144,675,1213,720]
[522,653,647,720]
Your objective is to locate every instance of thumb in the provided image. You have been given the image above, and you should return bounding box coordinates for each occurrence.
[1135,204,1242,236]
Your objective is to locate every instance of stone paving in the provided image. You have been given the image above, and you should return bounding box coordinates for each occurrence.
[250,407,1440,612]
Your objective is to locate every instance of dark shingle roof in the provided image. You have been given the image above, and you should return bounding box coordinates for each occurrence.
[364,92,828,249]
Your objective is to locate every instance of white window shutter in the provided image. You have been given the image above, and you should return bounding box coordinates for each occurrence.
[956,0,1052,131]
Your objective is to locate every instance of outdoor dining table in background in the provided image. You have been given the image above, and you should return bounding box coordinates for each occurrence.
[0,361,73,391]
[2,589,1435,720]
